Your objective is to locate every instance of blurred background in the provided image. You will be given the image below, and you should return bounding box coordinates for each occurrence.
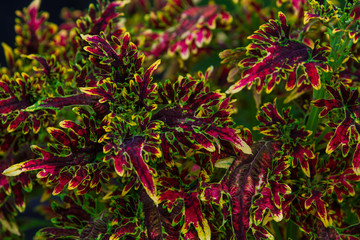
[0,0,92,66]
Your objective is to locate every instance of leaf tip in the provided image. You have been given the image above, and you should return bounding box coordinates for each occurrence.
[240,141,252,155]
[2,163,23,176]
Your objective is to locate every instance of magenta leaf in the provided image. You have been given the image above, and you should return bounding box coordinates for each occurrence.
[256,101,314,176]
[3,108,109,195]
[313,84,360,153]
[122,137,158,204]
[80,79,117,104]
[323,157,360,203]
[313,84,360,173]
[14,0,57,54]
[251,225,274,240]
[223,12,330,94]
[326,115,352,155]
[251,154,291,226]
[290,144,314,177]
[0,72,55,134]
[75,1,128,36]
[129,60,161,110]
[154,68,251,163]
[104,136,158,204]
[81,32,144,82]
[252,187,282,224]
[144,4,232,60]
[111,221,138,240]
[208,141,283,239]
[26,54,51,75]
[353,142,360,175]
[304,190,330,227]
[90,2,127,35]
[0,145,34,218]
[182,192,211,240]
[158,187,211,240]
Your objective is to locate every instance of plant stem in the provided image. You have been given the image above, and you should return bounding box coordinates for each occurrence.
[315,125,332,145]
[272,221,283,240]
[306,31,353,137]
[306,87,325,136]
[286,220,298,240]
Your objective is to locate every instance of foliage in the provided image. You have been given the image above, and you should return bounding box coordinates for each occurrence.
[1,0,360,239]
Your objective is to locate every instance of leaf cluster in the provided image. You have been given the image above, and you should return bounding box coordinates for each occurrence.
[1,0,360,239]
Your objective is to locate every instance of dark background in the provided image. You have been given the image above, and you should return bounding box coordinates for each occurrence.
[0,0,92,66]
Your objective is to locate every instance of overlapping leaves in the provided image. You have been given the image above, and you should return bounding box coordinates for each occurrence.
[3,107,111,195]
[202,141,290,239]
[76,1,129,36]
[256,101,314,177]
[142,2,232,60]
[313,84,360,174]
[14,0,58,55]
[3,0,360,239]
[35,194,112,240]
[0,72,55,135]
[155,68,251,161]
[81,32,144,83]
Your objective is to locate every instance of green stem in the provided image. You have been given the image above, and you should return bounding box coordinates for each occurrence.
[286,220,298,240]
[306,31,353,137]
[315,125,332,145]
[272,221,283,240]
[306,87,325,136]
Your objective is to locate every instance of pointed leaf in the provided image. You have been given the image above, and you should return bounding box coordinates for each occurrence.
[304,190,330,227]
[118,137,158,204]
[182,192,211,240]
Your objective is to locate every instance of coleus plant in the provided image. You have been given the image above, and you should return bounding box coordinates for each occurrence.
[1,0,360,239]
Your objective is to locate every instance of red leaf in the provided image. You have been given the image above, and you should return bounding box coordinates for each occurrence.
[159,189,211,240]
[326,115,352,155]
[253,187,283,225]
[68,168,88,190]
[304,190,330,227]
[219,142,281,239]
[7,112,30,132]
[224,12,328,94]
[47,127,74,147]
[353,142,360,175]
[303,62,320,90]
[90,2,127,35]
[53,172,73,195]
[206,126,251,154]
[59,120,87,138]
[111,152,130,177]
[26,94,96,111]
[182,192,211,240]
[191,131,215,152]
[291,144,314,177]
[26,54,51,75]
[111,222,138,240]
[13,182,25,212]
[159,189,182,211]
[116,137,158,204]
[148,4,232,59]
